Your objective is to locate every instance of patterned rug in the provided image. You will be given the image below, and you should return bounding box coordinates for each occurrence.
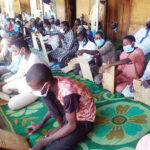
[1,72,150,150]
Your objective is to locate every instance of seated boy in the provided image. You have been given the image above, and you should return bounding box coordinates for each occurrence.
[26,63,96,150]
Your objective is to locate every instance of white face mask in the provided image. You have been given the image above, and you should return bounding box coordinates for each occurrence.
[60,28,65,34]
[32,82,50,97]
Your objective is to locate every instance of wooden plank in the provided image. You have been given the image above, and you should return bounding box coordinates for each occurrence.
[133,80,150,106]
[0,92,10,101]
[77,56,93,81]
[102,65,115,94]
[0,129,30,150]
[61,58,78,73]
[38,33,50,64]
[32,33,39,50]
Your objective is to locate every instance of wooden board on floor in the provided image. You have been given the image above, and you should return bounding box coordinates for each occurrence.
[102,66,115,94]
[77,56,93,81]
[0,129,30,150]
[133,80,150,106]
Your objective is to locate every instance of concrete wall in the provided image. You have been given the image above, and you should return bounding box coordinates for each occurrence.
[56,0,66,21]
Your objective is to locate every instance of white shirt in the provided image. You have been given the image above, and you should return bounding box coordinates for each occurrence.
[140,61,150,81]
[78,40,96,62]
[5,53,48,83]
[134,28,150,55]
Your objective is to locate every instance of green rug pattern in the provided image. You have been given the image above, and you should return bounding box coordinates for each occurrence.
[1,72,150,150]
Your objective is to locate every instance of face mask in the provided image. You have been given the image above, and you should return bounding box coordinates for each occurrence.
[32,82,50,97]
[79,41,86,47]
[60,28,65,34]
[95,39,105,48]
[123,45,134,53]
[8,48,13,53]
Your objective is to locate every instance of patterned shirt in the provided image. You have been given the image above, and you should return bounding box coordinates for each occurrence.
[56,76,96,122]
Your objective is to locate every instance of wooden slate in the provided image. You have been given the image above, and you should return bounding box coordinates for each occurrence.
[102,66,115,94]
[133,79,150,106]
[38,33,50,64]
[0,92,10,106]
[77,56,94,81]
[61,58,78,73]
[0,129,30,150]
[32,33,39,50]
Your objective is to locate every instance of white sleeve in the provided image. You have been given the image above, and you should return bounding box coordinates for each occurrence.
[5,58,26,83]
[140,61,150,81]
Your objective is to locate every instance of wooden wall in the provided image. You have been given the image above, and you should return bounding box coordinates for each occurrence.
[106,0,131,41]
[129,0,150,35]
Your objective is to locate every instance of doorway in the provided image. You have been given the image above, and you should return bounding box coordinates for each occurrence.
[65,0,76,28]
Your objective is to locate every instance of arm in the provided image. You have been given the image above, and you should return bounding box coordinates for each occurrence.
[77,50,99,56]
[5,58,25,83]
[61,31,75,50]
[32,112,77,150]
[99,58,131,73]
[99,41,113,56]
[27,112,51,135]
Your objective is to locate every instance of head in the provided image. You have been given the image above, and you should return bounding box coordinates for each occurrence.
[26,63,55,97]
[123,35,136,53]
[50,17,55,24]
[55,19,60,26]
[60,21,70,34]
[11,38,30,55]
[77,25,86,35]
[94,31,105,48]
[75,18,80,26]
[146,18,150,29]
[77,31,88,47]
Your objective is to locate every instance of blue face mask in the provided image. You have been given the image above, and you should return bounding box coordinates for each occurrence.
[95,39,105,48]
[123,45,134,53]
[79,41,86,47]
[8,48,13,53]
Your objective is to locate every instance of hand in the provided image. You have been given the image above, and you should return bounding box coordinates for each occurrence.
[99,64,110,74]
[142,80,150,89]
[27,122,42,135]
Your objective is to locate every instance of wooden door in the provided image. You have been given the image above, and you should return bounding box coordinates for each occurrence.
[106,0,132,41]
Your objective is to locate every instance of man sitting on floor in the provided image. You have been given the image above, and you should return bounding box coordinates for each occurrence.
[0,38,48,110]
[26,63,96,150]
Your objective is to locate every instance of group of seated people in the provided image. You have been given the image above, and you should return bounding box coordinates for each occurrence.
[0,13,150,150]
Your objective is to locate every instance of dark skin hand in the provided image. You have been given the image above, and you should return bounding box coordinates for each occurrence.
[32,111,77,150]
[27,112,63,135]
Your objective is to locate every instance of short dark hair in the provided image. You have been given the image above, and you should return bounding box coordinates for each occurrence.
[95,31,104,38]
[123,35,136,43]
[61,21,70,29]
[11,38,29,50]
[77,30,87,39]
[26,63,54,84]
